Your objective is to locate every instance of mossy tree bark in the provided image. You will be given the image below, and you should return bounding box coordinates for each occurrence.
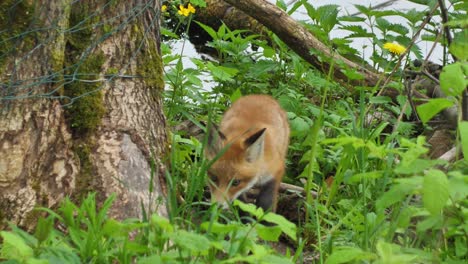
[0,0,167,230]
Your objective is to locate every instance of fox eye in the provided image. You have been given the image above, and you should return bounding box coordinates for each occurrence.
[231,179,241,187]
[209,173,218,183]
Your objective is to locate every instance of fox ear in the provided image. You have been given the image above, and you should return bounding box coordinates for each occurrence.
[206,124,226,157]
[245,128,266,162]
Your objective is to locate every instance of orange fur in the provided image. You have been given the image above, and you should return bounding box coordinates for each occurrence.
[206,95,289,211]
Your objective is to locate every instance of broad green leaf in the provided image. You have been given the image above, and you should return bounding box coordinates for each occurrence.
[151,215,174,233]
[261,254,294,264]
[255,224,282,242]
[376,178,421,211]
[230,88,242,103]
[206,62,239,81]
[342,68,365,80]
[397,137,428,165]
[9,225,37,248]
[376,17,391,30]
[394,158,446,175]
[190,0,207,8]
[0,231,34,260]
[200,222,239,234]
[354,5,372,16]
[459,121,468,162]
[262,213,297,241]
[396,206,414,229]
[317,5,339,33]
[423,170,449,215]
[440,62,466,96]
[194,21,217,40]
[416,214,443,233]
[103,219,127,237]
[34,217,54,244]
[448,171,468,201]
[339,25,373,38]
[290,117,310,137]
[455,236,468,257]
[126,241,152,254]
[416,98,454,124]
[39,245,81,264]
[388,23,409,35]
[160,27,179,39]
[340,16,366,22]
[287,0,303,15]
[263,47,276,58]
[234,200,264,218]
[376,240,418,264]
[171,230,211,254]
[276,0,287,11]
[449,31,468,60]
[401,8,425,24]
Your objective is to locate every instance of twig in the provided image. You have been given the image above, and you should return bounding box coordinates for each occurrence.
[437,147,458,162]
[421,69,440,85]
[437,0,457,61]
[279,182,318,198]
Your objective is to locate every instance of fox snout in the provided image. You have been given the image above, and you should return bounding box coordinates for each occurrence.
[210,191,230,209]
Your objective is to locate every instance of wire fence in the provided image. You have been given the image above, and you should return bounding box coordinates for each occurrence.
[0,0,161,106]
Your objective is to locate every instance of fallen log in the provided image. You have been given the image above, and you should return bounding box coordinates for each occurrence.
[206,0,382,87]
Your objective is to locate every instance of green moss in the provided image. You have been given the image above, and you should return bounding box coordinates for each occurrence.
[0,0,35,71]
[109,0,119,8]
[63,1,106,136]
[64,53,106,135]
[103,24,113,34]
[73,142,95,201]
[134,24,165,95]
[62,1,105,200]
[51,44,66,74]
[106,67,119,75]
[139,46,164,91]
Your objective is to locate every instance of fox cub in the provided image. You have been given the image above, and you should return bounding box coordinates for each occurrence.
[205,94,289,212]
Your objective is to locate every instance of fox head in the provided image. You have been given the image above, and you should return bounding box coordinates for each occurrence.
[205,125,267,207]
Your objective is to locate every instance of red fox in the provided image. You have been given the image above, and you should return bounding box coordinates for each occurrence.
[205,94,289,212]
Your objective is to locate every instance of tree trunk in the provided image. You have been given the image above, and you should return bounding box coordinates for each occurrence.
[0,0,167,230]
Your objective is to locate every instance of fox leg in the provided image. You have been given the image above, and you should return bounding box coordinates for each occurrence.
[255,179,277,212]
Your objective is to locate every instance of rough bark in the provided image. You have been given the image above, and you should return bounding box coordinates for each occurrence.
[0,0,78,229]
[0,0,167,230]
[197,0,265,36]
[202,0,382,87]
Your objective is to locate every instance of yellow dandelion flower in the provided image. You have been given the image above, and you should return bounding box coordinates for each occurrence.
[383,42,406,55]
[187,3,196,14]
[178,4,195,17]
[161,5,167,12]
[178,4,187,16]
